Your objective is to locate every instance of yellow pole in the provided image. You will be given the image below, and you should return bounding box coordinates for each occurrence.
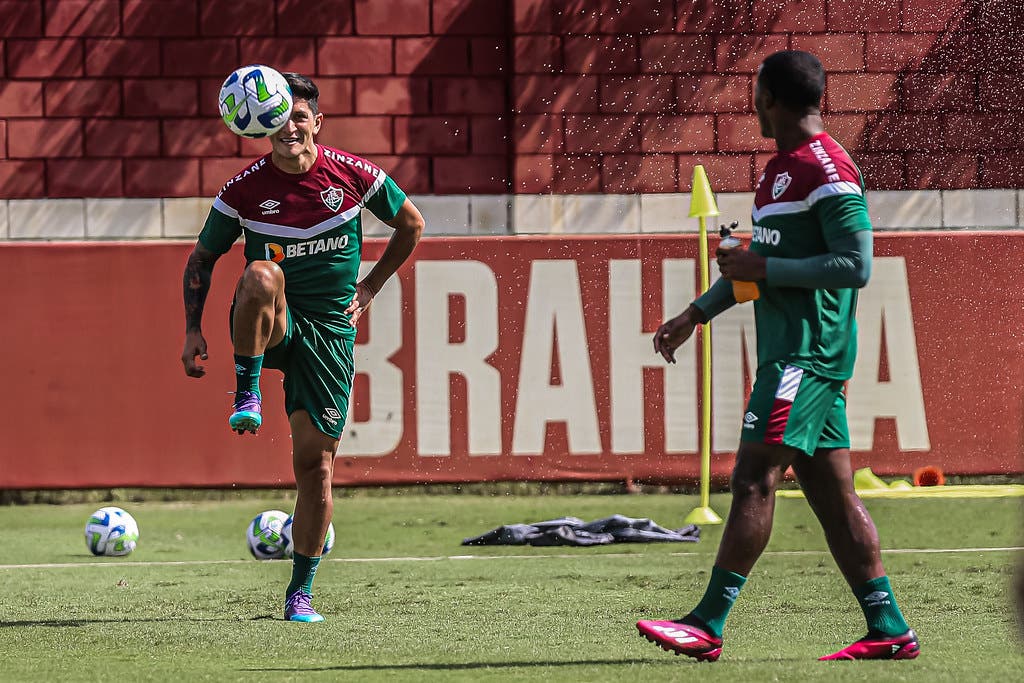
[684,166,723,525]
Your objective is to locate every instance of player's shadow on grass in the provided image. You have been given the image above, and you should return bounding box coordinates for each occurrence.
[244,659,667,673]
[0,617,253,628]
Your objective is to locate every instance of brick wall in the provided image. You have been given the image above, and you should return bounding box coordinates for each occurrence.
[0,0,1020,200]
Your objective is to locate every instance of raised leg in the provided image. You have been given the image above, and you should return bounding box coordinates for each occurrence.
[228,262,289,434]
[231,260,288,356]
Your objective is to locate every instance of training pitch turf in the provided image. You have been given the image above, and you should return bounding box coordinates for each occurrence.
[0,493,1021,682]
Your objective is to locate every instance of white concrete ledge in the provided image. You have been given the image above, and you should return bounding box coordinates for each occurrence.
[162,198,209,239]
[469,195,510,235]
[639,193,690,233]
[561,194,640,234]
[409,194,472,236]
[511,194,561,233]
[941,190,1016,229]
[2,191,1022,241]
[866,191,942,229]
[9,199,86,239]
[86,199,162,239]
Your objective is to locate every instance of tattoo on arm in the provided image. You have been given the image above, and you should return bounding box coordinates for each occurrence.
[183,248,217,332]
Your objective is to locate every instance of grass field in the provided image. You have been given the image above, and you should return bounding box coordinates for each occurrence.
[0,493,1021,681]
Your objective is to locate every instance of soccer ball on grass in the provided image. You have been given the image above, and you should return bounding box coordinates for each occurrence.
[246,509,289,560]
[218,64,293,138]
[84,506,139,557]
[281,515,335,558]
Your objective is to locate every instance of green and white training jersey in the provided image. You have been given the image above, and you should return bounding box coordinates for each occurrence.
[199,145,407,339]
[750,132,872,380]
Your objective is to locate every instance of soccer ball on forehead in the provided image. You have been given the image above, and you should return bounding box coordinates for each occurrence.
[246,509,289,560]
[280,515,335,559]
[84,506,139,557]
[218,64,293,138]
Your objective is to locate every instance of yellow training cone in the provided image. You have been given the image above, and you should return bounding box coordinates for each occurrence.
[689,165,720,218]
[853,467,889,491]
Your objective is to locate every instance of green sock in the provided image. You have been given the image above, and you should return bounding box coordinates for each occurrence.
[685,565,747,638]
[286,552,321,597]
[854,576,910,636]
[233,354,263,397]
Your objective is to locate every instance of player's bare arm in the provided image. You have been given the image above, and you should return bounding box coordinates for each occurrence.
[653,304,706,364]
[345,198,425,325]
[181,242,222,378]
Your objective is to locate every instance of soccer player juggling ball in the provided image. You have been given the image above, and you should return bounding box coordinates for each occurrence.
[638,51,919,661]
[181,73,424,623]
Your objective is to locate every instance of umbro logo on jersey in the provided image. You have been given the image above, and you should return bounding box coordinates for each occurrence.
[259,199,281,215]
[320,186,344,212]
[772,171,792,199]
[743,412,757,430]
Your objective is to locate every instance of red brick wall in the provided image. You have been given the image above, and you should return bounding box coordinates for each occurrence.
[0,0,1018,198]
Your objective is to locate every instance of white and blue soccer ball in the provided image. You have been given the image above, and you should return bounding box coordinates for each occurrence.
[246,509,289,560]
[218,64,293,138]
[281,515,335,559]
[84,506,139,557]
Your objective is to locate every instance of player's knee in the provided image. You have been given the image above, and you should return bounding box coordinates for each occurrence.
[294,452,333,484]
[240,261,283,298]
[730,470,778,500]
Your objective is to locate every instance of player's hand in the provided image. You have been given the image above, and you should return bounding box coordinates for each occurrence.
[182,330,208,378]
[653,307,701,364]
[716,246,767,281]
[346,281,375,326]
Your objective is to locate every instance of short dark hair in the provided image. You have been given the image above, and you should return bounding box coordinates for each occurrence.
[282,72,320,114]
[758,50,825,110]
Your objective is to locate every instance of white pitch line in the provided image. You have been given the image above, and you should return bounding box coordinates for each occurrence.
[0,546,1020,570]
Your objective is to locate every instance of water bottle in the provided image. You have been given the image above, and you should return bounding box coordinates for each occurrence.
[718,222,760,303]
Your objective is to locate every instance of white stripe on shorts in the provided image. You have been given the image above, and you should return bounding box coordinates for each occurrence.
[775,365,803,402]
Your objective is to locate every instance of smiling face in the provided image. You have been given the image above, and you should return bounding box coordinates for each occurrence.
[270,98,322,161]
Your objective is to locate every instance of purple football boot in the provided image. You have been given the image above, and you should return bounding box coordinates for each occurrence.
[284,590,324,623]
[229,390,262,434]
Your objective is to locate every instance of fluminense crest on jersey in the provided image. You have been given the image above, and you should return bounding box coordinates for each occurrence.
[320,186,345,212]
[772,171,792,199]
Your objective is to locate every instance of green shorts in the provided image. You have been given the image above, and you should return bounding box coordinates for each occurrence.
[255,307,354,439]
[740,362,850,456]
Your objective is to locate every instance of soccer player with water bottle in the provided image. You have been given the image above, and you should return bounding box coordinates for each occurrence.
[640,50,919,662]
